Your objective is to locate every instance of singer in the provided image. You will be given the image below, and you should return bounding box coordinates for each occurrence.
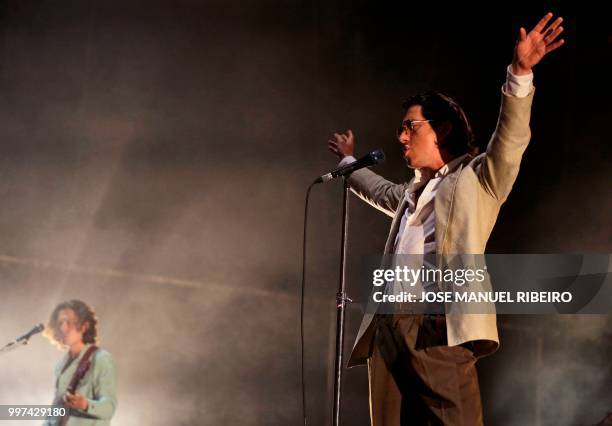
[42,300,117,426]
[327,13,564,426]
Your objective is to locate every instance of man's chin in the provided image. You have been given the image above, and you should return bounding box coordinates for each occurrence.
[404,157,416,169]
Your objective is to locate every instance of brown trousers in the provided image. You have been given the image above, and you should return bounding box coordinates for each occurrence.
[367,315,483,426]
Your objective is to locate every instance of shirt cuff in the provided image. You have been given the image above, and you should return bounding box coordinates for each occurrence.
[504,64,533,98]
[338,155,356,167]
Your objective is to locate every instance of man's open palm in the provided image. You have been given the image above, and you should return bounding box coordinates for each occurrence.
[513,12,565,75]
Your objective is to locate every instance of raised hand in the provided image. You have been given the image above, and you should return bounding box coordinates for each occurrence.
[512,12,565,75]
[327,129,355,159]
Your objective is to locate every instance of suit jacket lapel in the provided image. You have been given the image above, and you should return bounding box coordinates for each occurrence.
[384,192,409,254]
[435,159,468,254]
[384,154,471,256]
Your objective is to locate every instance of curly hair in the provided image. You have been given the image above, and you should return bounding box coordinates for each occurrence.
[402,91,478,157]
[44,300,99,348]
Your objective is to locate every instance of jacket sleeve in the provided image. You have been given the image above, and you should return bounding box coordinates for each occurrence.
[85,351,117,420]
[346,167,408,218]
[477,87,534,202]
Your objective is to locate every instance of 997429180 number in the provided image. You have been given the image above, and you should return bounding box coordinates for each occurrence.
[6,406,66,418]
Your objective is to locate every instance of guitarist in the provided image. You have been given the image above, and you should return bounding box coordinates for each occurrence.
[43,300,117,426]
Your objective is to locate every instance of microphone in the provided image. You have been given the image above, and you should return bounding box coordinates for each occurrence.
[16,323,44,343]
[0,323,45,353]
[316,149,385,183]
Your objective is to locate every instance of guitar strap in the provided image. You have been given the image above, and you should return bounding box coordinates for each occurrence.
[67,345,98,393]
[56,345,98,426]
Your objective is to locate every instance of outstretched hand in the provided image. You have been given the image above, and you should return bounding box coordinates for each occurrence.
[512,12,565,75]
[327,129,355,159]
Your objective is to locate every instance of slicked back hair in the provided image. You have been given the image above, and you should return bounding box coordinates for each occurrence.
[402,91,477,157]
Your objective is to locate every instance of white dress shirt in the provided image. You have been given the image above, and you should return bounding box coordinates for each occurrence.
[394,154,467,254]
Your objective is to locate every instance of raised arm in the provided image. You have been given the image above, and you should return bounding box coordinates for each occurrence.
[479,12,565,201]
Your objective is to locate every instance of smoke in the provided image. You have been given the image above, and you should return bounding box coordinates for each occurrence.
[0,1,609,426]
[483,315,611,426]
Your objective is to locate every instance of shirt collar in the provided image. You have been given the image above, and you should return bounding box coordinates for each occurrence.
[409,153,471,192]
[434,153,470,178]
[67,342,93,360]
[414,153,470,182]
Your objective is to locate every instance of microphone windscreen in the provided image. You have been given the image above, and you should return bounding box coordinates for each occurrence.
[369,149,385,164]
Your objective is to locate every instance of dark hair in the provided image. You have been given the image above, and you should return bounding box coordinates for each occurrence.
[402,91,477,157]
[44,300,99,348]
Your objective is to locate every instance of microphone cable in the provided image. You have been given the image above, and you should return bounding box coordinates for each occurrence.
[300,180,318,426]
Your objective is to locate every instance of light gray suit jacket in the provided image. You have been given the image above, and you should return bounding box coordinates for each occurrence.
[347,88,534,367]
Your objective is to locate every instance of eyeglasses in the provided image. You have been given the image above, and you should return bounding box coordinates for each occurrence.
[396,119,433,138]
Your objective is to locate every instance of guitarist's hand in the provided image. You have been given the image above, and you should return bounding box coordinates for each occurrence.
[64,392,89,411]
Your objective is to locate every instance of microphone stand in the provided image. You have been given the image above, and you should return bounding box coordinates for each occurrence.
[332,177,352,426]
[0,338,31,355]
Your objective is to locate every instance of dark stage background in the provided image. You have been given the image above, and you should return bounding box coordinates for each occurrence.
[0,1,610,425]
